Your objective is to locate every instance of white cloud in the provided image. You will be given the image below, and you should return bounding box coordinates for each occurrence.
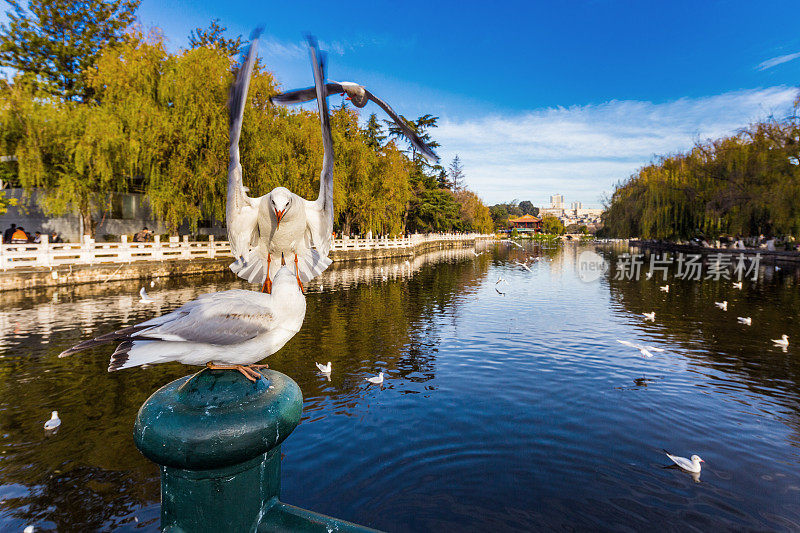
[435,87,798,206]
[757,52,800,71]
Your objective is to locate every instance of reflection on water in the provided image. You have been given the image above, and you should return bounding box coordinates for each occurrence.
[1,242,800,531]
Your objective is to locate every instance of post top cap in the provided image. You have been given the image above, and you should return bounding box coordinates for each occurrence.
[134,369,302,470]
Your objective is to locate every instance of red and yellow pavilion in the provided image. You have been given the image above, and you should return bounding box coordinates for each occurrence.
[508,214,542,233]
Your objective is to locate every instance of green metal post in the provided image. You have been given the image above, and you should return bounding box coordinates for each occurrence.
[134,368,378,533]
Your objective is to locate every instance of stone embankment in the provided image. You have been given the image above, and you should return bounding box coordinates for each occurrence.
[0,234,491,292]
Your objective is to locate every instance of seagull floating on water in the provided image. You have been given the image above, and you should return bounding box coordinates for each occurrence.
[772,334,789,348]
[714,301,727,311]
[617,339,665,358]
[316,361,331,373]
[366,372,384,384]
[664,450,704,473]
[737,316,752,325]
[139,287,155,303]
[659,285,669,293]
[732,281,742,289]
[60,264,305,382]
[44,411,61,431]
[643,312,655,321]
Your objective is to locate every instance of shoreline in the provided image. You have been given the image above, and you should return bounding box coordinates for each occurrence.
[0,235,487,292]
[630,240,799,265]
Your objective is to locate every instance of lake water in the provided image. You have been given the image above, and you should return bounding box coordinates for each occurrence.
[1,242,800,531]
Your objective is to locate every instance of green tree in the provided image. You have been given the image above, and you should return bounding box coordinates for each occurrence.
[189,19,242,56]
[364,113,386,150]
[489,204,510,230]
[518,200,537,216]
[449,154,465,191]
[542,215,565,235]
[0,0,140,102]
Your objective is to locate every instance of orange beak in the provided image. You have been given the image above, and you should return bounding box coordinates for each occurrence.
[275,208,285,227]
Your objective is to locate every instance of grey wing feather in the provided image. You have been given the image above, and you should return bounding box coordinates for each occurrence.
[229,27,263,157]
[143,290,276,345]
[362,88,438,163]
[270,82,344,105]
[304,36,334,256]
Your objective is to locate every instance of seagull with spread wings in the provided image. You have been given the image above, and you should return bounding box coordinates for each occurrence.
[228,34,334,293]
[272,82,438,164]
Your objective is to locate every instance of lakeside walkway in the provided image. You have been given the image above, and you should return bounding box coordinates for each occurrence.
[0,233,493,291]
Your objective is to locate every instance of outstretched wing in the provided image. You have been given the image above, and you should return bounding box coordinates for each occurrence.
[229,26,263,160]
[302,35,334,257]
[361,87,438,163]
[227,27,265,262]
[270,82,344,105]
[271,81,438,164]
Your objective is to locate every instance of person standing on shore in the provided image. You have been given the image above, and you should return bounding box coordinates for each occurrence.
[3,223,16,243]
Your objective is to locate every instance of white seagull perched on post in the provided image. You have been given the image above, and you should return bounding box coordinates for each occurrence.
[714,301,727,311]
[59,262,306,382]
[664,450,704,473]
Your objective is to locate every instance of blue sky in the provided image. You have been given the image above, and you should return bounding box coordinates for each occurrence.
[143,1,798,204]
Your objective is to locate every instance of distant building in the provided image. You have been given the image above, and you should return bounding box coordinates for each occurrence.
[539,207,565,218]
[550,194,564,209]
[570,201,582,210]
[508,214,542,233]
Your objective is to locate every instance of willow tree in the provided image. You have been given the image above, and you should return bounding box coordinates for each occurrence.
[2,79,125,235]
[602,112,800,240]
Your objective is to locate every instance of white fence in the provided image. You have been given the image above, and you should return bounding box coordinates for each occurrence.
[0,233,489,270]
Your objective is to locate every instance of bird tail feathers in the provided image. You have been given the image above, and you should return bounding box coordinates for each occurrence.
[230,248,332,285]
[108,340,184,372]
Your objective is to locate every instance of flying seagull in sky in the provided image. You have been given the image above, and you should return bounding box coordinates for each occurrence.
[229,34,334,293]
[59,263,306,382]
[272,81,437,163]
